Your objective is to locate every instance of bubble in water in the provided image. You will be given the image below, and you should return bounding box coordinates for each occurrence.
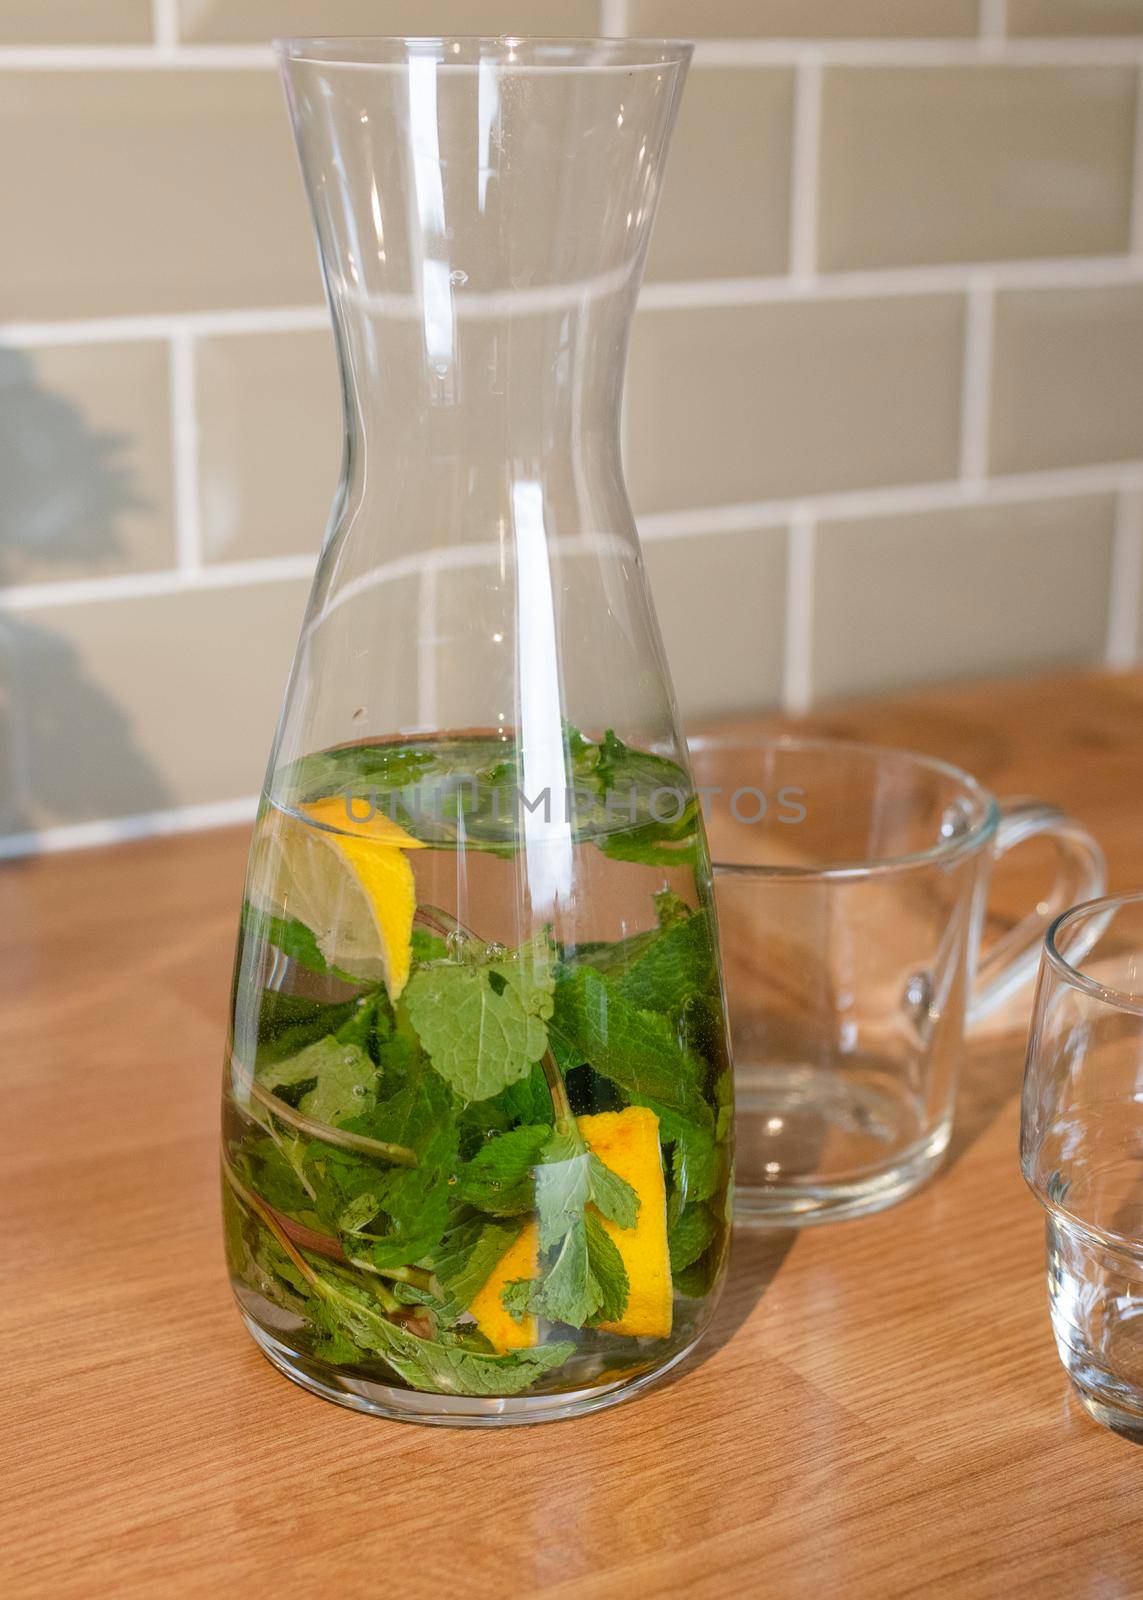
[449,268,468,286]
[486,940,507,959]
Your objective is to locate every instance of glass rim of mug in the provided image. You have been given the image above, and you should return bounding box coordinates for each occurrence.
[1043,890,1143,1017]
[688,732,1001,882]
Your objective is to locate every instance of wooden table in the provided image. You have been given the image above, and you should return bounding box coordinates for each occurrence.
[5,669,1143,1600]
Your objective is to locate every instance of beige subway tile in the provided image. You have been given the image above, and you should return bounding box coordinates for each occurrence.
[178,0,598,42]
[648,68,793,282]
[0,1,151,41]
[812,496,1114,700]
[0,580,310,834]
[991,283,1143,476]
[625,1,978,37]
[0,341,174,587]
[197,330,341,564]
[644,527,787,718]
[819,66,1137,271]
[1008,2,1143,36]
[0,72,319,321]
[624,297,964,513]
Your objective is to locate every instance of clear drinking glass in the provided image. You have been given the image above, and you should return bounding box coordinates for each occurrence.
[220,37,735,1426]
[688,735,1104,1224]
[1022,893,1143,1440]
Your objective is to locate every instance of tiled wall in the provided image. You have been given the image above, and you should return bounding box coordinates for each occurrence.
[3,2,1143,854]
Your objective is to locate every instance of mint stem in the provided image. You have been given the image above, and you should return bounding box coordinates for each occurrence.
[223,1153,404,1315]
[241,1074,418,1167]
[541,1048,576,1138]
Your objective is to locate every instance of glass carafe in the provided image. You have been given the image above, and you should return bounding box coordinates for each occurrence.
[220,35,733,1425]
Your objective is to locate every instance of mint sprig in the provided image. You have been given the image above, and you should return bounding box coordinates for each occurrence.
[404,934,555,1102]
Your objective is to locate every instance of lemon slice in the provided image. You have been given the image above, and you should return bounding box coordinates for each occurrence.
[251,796,427,999]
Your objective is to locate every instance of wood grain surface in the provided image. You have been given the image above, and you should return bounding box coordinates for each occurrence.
[4,669,1143,1600]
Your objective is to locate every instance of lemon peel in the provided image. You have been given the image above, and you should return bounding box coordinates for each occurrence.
[252,796,427,1000]
[469,1221,540,1352]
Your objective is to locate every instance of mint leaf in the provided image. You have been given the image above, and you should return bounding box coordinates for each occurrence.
[664,1111,719,1209]
[337,1190,383,1234]
[531,1219,591,1325]
[654,888,693,930]
[612,912,717,1016]
[500,1277,537,1325]
[585,1152,639,1230]
[584,1212,628,1324]
[528,1130,637,1328]
[241,903,363,986]
[254,990,361,1065]
[429,1216,522,1316]
[411,926,449,964]
[596,800,700,868]
[551,967,708,1122]
[306,1063,459,1268]
[384,1334,575,1397]
[551,965,721,1217]
[405,935,555,1102]
[301,1261,574,1396]
[457,1124,551,1216]
[528,1207,630,1330]
[333,989,394,1059]
[239,1136,313,1217]
[668,1202,718,1274]
[259,1037,377,1126]
[493,1061,555,1127]
[533,1131,638,1247]
[534,1132,591,1250]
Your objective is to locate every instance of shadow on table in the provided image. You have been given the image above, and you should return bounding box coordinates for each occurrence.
[943,1028,1028,1177]
[657,1224,798,1388]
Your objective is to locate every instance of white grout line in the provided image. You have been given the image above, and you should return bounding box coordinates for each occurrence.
[978,0,1008,48]
[959,278,995,485]
[689,39,1143,67]
[1,39,1142,71]
[150,0,179,52]
[2,256,1142,354]
[1131,65,1143,258]
[4,461,1142,614]
[170,331,203,573]
[636,460,1143,542]
[639,256,1143,310]
[0,305,330,348]
[0,796,260,862]
[598,0,629,36]
[0,555,317,612]
[782,511,816,715]
[0,45,276,69]
[788,60,822,280]
[1107,488,1143,667]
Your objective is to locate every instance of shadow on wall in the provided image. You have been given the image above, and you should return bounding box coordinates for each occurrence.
[0,347,170,843]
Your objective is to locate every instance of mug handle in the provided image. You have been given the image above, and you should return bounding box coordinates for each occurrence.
[968,799,1106,1025]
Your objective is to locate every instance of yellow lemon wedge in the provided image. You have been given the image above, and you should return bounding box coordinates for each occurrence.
[250,795,427,1000]
[578,1107,672,1339]
[470,1222,540,1352]
[468,1108,672,1346]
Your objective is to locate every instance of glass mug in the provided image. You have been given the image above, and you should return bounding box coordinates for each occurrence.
[1022,893,1143,1440]
[688,735,1105,1224]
